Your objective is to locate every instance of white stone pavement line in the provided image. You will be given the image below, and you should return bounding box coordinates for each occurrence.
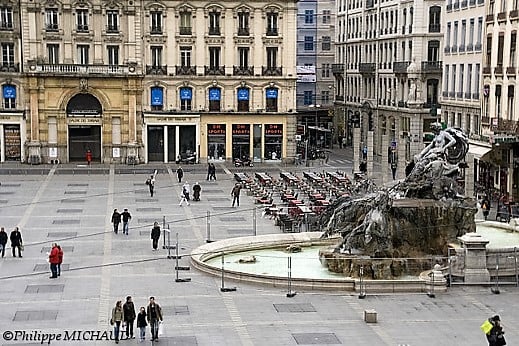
[344,297,395,346]
[220,292,254,346]
[16,165,57,230]
[97,165,115,329]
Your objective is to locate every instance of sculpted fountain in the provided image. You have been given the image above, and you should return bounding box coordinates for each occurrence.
[319,124,477,279]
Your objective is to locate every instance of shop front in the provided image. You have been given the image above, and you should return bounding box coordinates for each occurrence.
[207,124,226,161]
[232,124,250,160]
[264,124,283,161]
[0,117,24,162]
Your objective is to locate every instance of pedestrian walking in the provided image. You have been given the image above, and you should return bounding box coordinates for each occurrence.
[210,163,217,180]
[151,222,161,251]
[0,227,7,258]
[86,149,92,166]
[192,182,201,201]
[10,226,22,258]
[391,162,397,180]
[136,307,147,342]
[231,183,242,207]
[57,244,63,276]
[206,163,211,181]
[146,297,163,342]
[176,166,184,183]
[482,315,506,346]
[179,182,190,206]
[111,208,121,234]
[121,208,132,235]
[48,243,59,279]
[146,175,155,197]
[482,196,490,221]
[111,300,124,344]
[123,296,136,339]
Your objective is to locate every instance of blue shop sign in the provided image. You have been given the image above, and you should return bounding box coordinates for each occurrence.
[237,88,249,101]
[266,88,278,99]
[180,87,192,100]
[151,87,163,106]
[3,85,16,99]
[209,88,221,101]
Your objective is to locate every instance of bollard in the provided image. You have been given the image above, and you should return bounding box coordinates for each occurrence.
[220,252,237,292]
[175,232,191,282]
[491,255,500,294]
[286,256,296,298]
[253,208,257,236]
[358,265,366,299]
[162,216,166,249]
[206,210,213,243]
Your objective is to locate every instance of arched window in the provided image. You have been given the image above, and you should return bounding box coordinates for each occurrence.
[429,6,441,33]
[208,87,221,111]
[3,84,16,109]
[179,87,192,111]
[237,87,250,112]
[265,87,278,112]
[150,86,163,111]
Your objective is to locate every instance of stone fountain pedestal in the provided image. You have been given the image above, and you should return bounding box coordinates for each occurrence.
[458,233,490,283]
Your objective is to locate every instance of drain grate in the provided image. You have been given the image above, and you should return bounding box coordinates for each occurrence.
[138,218,158,224]
[0,199,7,204]
[227,228,253,235]
[25,284,65,294]
[1,183,21,187]
[207,197,229,202]
[136,207,162,212]
[292,333,341,345]
[67,183,88,187]
[13,310,58,321]
[60,199,85,203]
[34,264,70,272]
[204,189,224,193]
[135,198,157,203]
[47,232,77,238]
[52,220,80,225]
[0,191,14,195]
[57,208,83,213]
[64,191,87,195]
[219,216,246,222]
[274,303,316,313]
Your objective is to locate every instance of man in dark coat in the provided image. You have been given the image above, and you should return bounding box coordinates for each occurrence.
[121,208,132,235]
[192,182,201,201]
[151,222,161,250]
[146,297,163,342]
[231,183,242,207]
[123,296,137,339]
[486,315,506,346]
[10,227,22,257]
[111,208,121,234]
[176,166,184,183]
[0,227,7,258]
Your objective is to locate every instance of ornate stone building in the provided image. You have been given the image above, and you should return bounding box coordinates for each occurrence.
[9,0,297,164]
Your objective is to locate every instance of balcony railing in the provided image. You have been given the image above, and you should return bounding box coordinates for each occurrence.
[447,3,453,11]
[475,43,482,51]
[0,63,19,72]
[204,65,225,75]
[335,95,344,102]
[469,0,475,5]
[444,46,451,53]
[511,10,519,19]
[459,44,465,52]
[464,92,472,99]
[397,101,408,108]
[208,27,220,35]
[233,65,254,76]
[150,26,162,34]
[175,65,196,75]
[359,63,376,74]
[467,44,473,51]
[429,24,440,33]
[481,116,490,124]
[30,64,130,75]
[179,26,192,35]
[266,28,278,36]
[456,92,463,98]
[106,25,119,33]
[461,0,468,7]
[45,23,59,32]
[442,91,448,97]
[76,25,89,33]
[393,61,410,74]
[486,14,494,22]
[146,65,167,75]
[472,92,480,100]
[237,27,250,36]
[0,22,13,30]
[482,66,491,75]
[507,66,517,75]
[262,66,282,76]
[421,61,442,73]
[453,1,459,9]
[332,63,344,75]
[497,12,507,21]
[494,118,519,134]
[448,91,455,97]
[494,66,503,75]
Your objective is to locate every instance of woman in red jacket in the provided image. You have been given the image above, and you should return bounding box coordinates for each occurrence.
[48,243,60,279]
[57,245,63,277]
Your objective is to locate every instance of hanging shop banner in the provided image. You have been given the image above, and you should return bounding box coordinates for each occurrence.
[4,124,21,161]
[208,124,226,135]
[3,85,15,99]
[266,88,278,99]
[180,87,192,100]
[265,124,283,136]
[232,124,250,135]
[237,88,249,101]
[151,87,163,106]
[209,88,221,101]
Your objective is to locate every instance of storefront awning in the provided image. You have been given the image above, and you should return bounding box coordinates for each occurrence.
[468,144,492,159]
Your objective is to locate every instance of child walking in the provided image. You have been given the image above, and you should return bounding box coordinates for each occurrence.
[136,307,147,343]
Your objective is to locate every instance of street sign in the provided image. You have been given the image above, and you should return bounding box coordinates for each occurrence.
[391,140,397,148]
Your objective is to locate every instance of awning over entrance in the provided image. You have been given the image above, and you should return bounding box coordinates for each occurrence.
[468,144,492,160]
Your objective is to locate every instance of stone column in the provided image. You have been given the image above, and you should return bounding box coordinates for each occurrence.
[367,131,374,178]
[26,80,41,163]
[353,127,360,173]
[381,134,389,185]
[465,153,475,197]
[458,233,490,283]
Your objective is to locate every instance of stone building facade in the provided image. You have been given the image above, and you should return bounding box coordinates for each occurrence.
[6,0,297,164]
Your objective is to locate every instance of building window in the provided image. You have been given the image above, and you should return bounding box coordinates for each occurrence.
[266,47,277,68]
[428,6,440,33]
[459,64,464,96]
[451,65,457,96]
[303,90,313,105]
[322,10,331,24]
[497,33,504,66]
[209,47,220,68]
[508,86,515,120]
[107,10,119,32]
[180,47,191,67]
[496,85,502,119]
[238,47,249,67]
[444,65,449,94]
[489,0,495,15]
[467,64,472,96]
[45,8,59,31]
[47,44,59,64]
[150,86,163,111]
[150,11,162,34]
[265,87,278,112]
[511,32,517,67]
[107,46,119,66]
[0,43,14,68]
[486,35,492,66]
[3,84,15,109]
[180,87,192,111]
[76,9,89,32]
[322,36,331,50]
[446,23,451,48]
[77,45,89,65]
[477,17,483,48]
[0,7,13,30]
[322,63,330,77]
[151,46,162,67]
[179,11,191,35]
[453,21,458,48]
[209,10,220,35]
[427,40,440,61]
[305,10,314,24]
[304,36,314,50]
[237,87,250,112]
[266,12,278,36]
[237,11,249,36]
[469,18,474,49]
[460,20,466,49]
[208,87,221,112]
[321,90,330,104]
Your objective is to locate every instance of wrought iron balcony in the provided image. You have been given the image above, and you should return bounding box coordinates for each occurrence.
[472,92,480,100]
[497,12,507,21]
[76,25,89,33]
[507,66,517,75]
[237,27,250,36]
[442,91,448,98]
[332,63,344,75]
[46,23,58,32]
[150,26,162,34]
[467,44,473,51]
[494,118,519,134]
[444,46,451,53]
[0,63,19,72]
[359,63,376,75]
[456,92,463,98]
[29,64,130,75]
[429,24,440,33]
[464,92,472,99]
[459,44,465,52]
[233,66,254,76]
[175,65,196,75]
[397,101,407,108]
[511,10,519,19]
[461,0,468,7]
[179,26,192,35]
[393,61,410,74]
[266,28,278,36]
[262,66,282,76]
[475,43,482,51]
[335,95,344,102]
[481,116,490,124]
[0,22,13,30]
[106,25,119,33]
[469,0,475,5]
[421,61,442,73]
[146,65,167,75]
[482,66,491,75]
[494,66,503,75]
[447,3,452,11]
[366,0,374,8]
[486,14,494,22]
[448,91,455,97]
[453,1,459,9]
[204,65,225,75]
[208,27,220,35]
